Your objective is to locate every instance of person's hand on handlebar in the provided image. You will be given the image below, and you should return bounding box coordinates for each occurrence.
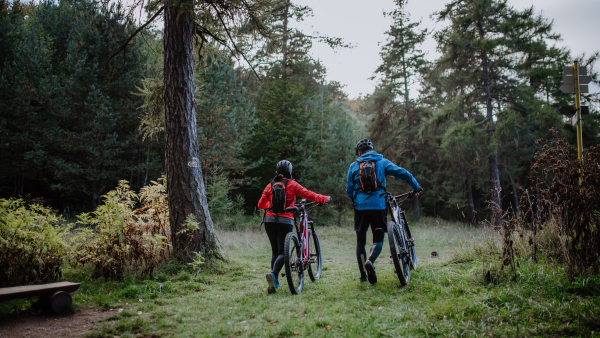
[413,188,423,196]
[327,196,332,202]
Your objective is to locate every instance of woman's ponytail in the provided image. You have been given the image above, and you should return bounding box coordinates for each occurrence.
[273,171,292,181]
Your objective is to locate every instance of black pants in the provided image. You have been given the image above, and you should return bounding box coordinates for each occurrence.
[354,209,387,278]
[264,222,293,278]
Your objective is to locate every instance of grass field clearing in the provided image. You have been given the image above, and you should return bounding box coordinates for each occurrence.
[2,218,599,337]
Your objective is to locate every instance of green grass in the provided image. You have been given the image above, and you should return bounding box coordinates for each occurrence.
[4,217,600,337]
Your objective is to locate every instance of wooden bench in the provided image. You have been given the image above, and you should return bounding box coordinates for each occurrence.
[0,282,81,313]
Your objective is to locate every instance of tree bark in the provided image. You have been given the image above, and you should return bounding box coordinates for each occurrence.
[281,0,290,79]
[466,168,476,226]
[164,0,223,260]
[477,18,501,227]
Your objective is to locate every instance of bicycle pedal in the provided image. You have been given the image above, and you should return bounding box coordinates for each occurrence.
[308,259,316,264]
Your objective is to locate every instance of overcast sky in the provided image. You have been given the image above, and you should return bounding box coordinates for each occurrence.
[297,0,600,99]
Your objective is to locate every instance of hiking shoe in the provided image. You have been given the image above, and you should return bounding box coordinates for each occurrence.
[274,274,281,289]
[365,260,377,284]
[266,273,276,294]
[359,276,368,283]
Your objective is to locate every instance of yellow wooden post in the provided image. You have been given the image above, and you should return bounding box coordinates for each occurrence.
[574,61,583,185]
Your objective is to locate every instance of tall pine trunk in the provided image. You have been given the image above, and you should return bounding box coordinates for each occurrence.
[478,19,502,227]
[401,34,420,221]
[164,0,223,260]
[281,0,290,79]
[466,168,476,225]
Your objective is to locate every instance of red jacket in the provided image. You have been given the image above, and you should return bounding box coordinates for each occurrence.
[258,179,328,220]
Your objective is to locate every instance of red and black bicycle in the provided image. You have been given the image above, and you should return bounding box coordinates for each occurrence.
[283,199,327,294]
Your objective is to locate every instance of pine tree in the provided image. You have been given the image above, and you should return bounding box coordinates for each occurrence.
[156,0,273,259]
[370,0,428,220]
[434,0,518,226]
[0,0,151,210]
[298,84,363,225]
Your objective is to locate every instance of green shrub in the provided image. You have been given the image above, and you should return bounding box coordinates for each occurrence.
[0,199,71,287]
[71,178,171,279]
[206,166,247,229]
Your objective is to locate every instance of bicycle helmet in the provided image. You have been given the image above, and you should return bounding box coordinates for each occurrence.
[276,160,293,175]
[355,138,374,155]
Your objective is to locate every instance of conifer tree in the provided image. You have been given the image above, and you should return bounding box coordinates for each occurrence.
[434,0,516,226]
[368,0,428,220]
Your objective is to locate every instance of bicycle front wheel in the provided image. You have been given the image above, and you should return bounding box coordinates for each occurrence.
[387,221,410,286]
[404,219,417,270]
[284,232,304,294]
[307,229,322,281]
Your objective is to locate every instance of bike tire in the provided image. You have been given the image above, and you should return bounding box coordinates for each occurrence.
[307,229,322,281]
[403,219,418,270]
[387,221,409,286]
[284,232,304,294]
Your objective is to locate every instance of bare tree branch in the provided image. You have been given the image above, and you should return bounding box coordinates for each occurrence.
[209,3,262,82]
[108,6,165,64]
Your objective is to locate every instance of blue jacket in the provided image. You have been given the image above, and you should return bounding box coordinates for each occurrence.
[346,150,421,210]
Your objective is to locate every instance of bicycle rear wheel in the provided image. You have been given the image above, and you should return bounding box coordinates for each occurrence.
[307,229,322,281]
[284,232,304,294]
[387,221,410,286]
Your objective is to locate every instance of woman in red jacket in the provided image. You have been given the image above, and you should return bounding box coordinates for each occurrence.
[258,160,330,294]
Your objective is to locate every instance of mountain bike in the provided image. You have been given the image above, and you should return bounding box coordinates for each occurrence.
[283,199,326,295]
[380,190,419,286]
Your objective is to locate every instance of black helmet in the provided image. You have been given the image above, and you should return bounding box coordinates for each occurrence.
[276,160,293,175]
[355,138,374,155]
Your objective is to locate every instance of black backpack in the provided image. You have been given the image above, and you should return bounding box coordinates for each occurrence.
[357,161,379,193]
[269,179,290,214]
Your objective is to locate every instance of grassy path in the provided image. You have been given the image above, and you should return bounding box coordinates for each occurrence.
[5,220,598,337]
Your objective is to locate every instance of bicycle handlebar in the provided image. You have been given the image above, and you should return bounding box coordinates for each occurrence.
[379,190,421,199]
[288,201,327,211]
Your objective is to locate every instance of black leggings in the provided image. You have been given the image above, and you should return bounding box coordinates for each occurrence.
[264,222,293,277]
[356,227,385,278]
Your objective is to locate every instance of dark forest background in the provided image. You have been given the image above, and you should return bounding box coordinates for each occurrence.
[1,0,599,224]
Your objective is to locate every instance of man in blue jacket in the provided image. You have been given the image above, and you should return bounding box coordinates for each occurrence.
[346,138,421,284]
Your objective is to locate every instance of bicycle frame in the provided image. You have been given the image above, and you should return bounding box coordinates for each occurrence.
[382,191,414,254]
[291,200,319,268]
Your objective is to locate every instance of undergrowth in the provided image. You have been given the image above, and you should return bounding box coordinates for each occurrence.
[0,199,71,287]
[71,178,171,280]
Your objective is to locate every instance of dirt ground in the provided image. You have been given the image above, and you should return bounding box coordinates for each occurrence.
[0,309,110,338]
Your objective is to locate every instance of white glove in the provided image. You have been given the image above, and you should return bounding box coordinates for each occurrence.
[327,196,332,202]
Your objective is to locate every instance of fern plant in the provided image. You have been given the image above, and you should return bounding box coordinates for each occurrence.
[0,199,71,287]
[71,177,171,279]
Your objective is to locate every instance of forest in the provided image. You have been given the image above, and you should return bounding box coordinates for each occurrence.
[1,0,599,222]
[1,0,599,226]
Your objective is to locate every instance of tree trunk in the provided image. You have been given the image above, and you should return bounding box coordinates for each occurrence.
[477,19,501,227]
[476,198,481,225]
[466,169,475,226]
[512,184,519,217]
[401,36,419,222]
[281,0,290,79]
[164,0,223,260]
[412,195,420,221]
[337,209,346,226]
